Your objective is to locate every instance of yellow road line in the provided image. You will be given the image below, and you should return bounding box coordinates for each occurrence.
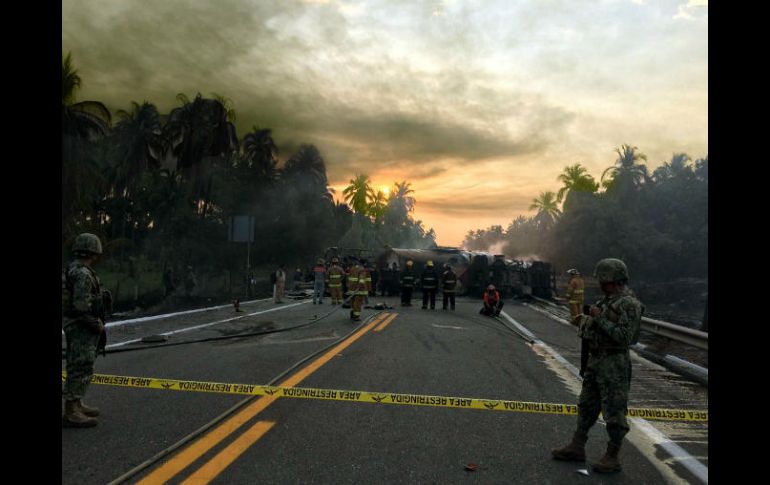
[180,421,276,485]
[137,312,389,485]
[373,312,398,332]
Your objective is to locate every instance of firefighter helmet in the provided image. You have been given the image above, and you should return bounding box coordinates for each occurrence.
[426,260,433,267]
[72,233,103,256]
[594,258,629,283]
[406,260,413,267]
[567,268,580,276]
[487,284,496,292]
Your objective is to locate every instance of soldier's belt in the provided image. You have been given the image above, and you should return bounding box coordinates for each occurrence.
[60,372,708,422]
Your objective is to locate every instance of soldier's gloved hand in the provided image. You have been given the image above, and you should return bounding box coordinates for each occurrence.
[577,315,592,337]
[589,305,602,317]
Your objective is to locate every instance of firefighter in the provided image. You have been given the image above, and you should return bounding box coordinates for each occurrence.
[346,259,368,321]
[480,284,504,316]
[351,259,371,321]
[421,260,439,310]
[362,259,373,304]
[346,260,360,317]
[441,264,457,310]
[327,257,345,305]
[400,260,416,306]
[566,269,585,324]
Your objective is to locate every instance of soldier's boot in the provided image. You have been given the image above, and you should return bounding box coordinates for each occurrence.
[62,400,97,428]
[551,431,587,461]
[592,442,622,473]
[76,399,100,417]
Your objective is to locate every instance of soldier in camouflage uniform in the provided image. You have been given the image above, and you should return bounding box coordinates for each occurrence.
[62,233,112,428]
[551,258,643,473]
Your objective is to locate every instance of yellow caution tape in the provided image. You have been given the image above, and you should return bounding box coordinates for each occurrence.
[61,372,708,422]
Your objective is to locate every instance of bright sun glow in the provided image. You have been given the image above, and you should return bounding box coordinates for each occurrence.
[381,186,390,196]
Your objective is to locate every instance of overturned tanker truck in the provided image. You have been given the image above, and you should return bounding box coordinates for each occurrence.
[374,246,554,298]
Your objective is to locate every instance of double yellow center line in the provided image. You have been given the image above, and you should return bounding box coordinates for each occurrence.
[138,312,397,484]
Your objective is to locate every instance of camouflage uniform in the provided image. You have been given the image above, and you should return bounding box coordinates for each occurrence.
[63,261,104,402]
[552,258,643,473]
[576,285,642,444]
[62,233,109,427]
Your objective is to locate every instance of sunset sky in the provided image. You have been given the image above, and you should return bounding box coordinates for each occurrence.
[63,0,708,247]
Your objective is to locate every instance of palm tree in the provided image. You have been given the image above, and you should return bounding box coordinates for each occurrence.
[652,153,693,183]
[391,181,416,212]
[283,144,328,194]
[369,190,388,223]
[211,93,237,123]
[165,93,239,175]
[62,52,113,241]
[343,174,374,214]
[111,101,165,197]
[556,164,599,202]
[529,191,561,227]
[62,53,112,140]
[241,126,278,182]
[601,144,649,191]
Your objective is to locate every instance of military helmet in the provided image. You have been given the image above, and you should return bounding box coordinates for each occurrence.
[72,233,102,256]
[426,260,433,267]
[594,258,629,283]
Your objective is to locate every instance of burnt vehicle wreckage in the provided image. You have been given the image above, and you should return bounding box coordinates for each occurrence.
[322,246,555,299]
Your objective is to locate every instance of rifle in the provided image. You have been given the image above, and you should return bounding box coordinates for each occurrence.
[96,290,112,358]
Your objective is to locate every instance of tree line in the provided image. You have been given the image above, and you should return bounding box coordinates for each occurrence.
[62,52,435,281]
[463,146,708,282]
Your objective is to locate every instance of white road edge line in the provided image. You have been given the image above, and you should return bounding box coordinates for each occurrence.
[499,309,708,484]
[105,298,272,328]
[62,298,276,335]
[106,300,311,349]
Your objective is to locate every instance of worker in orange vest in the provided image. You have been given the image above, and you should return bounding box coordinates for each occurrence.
[480,284,504,316]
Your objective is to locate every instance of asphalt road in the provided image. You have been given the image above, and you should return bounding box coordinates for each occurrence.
[62,296,707,484]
